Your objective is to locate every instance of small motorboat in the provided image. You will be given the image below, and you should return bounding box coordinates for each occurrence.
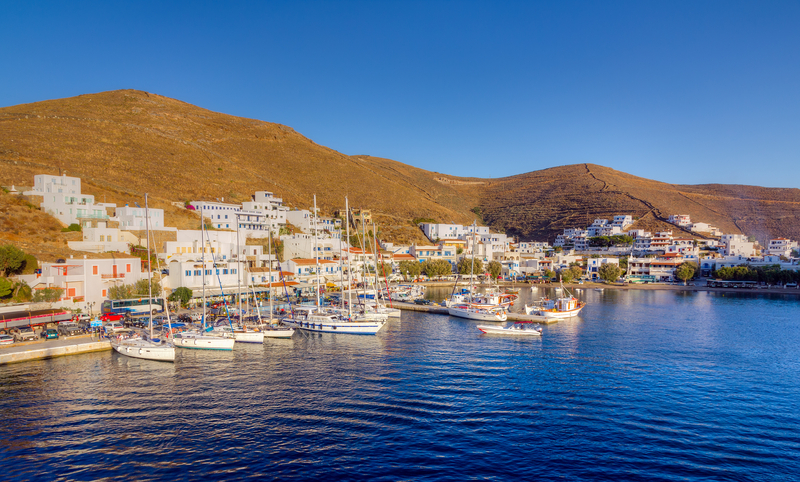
[477,322,542,336]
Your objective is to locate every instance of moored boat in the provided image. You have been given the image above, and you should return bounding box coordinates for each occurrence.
[477,322,542,336]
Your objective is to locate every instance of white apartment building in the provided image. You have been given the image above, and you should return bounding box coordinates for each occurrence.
[766,238,798,257]
[690,222,721,236]
[720,234,756,257]
[116,205,166,230]
[587,219,609,237]
[585,257,619,281]
[410,244,457,267]
[518,241,551,253]
[191,191,288,234]
[67,220,134,253]
[668,214,692,227]
[164,230,271,267]
[24,174,114,226]
[612,215,633,229]
[282,233,344,261]
[419,223,466,241]
[286,259,342,282]
[19,256,145,312]
[167,259,248,295]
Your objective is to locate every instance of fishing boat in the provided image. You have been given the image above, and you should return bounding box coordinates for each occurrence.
[524,296,585,319]
[111,194,175,362]
[477,322,542,336]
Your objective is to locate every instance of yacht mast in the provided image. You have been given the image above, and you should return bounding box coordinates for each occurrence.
[145,193,153,340]
[201,205,206,330]
[345,197,352,319]
[470,221,476,305]
[237,214,242,322]
[268,226,274,322]
[314,195,320,308]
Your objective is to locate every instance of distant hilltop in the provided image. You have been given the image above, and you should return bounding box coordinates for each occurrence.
[1,89,799,249]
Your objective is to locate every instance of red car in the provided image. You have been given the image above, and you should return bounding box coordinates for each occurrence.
[100,313,124,322]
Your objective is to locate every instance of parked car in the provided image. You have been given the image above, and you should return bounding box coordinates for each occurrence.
[104,322,126,333]
[73,313,91,323]
[414,298,433,305]
[786,282,798,288]
[41,329,59,340]
[101,313,125,323]
[0,334,14,345]
[12,326,38,342]
[57,322,83,337]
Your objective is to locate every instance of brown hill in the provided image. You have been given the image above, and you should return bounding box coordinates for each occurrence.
[1,89,798,261]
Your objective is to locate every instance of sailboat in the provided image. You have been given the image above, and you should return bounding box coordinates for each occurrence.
[281,197,387,335]
[256,225,294,339]
[447,222,508,322]
[172,205,236,351]
[111,194,176,362]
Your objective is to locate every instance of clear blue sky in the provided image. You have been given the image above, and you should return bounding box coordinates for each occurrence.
[2,1,799,187]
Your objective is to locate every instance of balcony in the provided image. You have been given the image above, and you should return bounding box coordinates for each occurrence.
[101,273,126,279]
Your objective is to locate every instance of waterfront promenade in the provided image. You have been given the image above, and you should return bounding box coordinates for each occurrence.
[0,335,111,365]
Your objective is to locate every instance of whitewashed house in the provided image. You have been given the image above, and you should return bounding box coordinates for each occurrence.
[24,174,114,226]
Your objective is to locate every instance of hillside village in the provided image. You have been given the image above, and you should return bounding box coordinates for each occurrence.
[1,172,799,314]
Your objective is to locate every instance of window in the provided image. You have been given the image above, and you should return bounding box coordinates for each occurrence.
[195,270,201,276]
[185,270,192,276]
[223,269,228,275]
[93,266,98,275]
[102,289,106,297]
[126,264,131,273]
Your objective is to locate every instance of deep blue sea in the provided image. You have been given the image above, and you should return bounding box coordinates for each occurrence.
[1,288,799,481]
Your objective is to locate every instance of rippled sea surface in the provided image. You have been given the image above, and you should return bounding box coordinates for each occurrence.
[2,288,800,481]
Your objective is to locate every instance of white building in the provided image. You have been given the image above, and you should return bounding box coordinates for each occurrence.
[67,220,134,253]
[585,257,619,281]
[668,214,692,227]
[720,234,756,257]
[766,238,798,257]
[282,233,344,261]
[24,174,114,226]
[167,259,247,296]
[690,222,721,236]
[611,215,633,229]
[19,256,145,312]
[286,259,342,283]
[116,205,166,230]
[518,241,550,254]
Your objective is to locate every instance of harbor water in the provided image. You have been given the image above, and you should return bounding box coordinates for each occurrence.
[1,289,799,480]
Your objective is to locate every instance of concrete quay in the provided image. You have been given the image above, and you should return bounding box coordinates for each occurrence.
[0,336,111,365]
[390,301,555,323]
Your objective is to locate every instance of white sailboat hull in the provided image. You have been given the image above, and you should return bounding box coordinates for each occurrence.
[447,306,508,322]
[282,318,386,335]
[173,332,235,350]
[262,328,295,338]
[113,340,175,362]
[477,324,542,336]
[233,331,265,343]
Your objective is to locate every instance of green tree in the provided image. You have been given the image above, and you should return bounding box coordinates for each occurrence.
[544,269,556,280]
[109,279,162,300]
[619,257,629,271]
[487,260,503,280]
[457,257,484,275]
[559,265,583,283]
[12,281,32,302]
[0,244,26,276]
[32,287,64,303]
[398,261,422,281]
[422,259,453,278]
[0,277,13,298]
[61,223,81,232]
[168,287,193,306]
[675,262,697,284]
[598,263,623,283]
